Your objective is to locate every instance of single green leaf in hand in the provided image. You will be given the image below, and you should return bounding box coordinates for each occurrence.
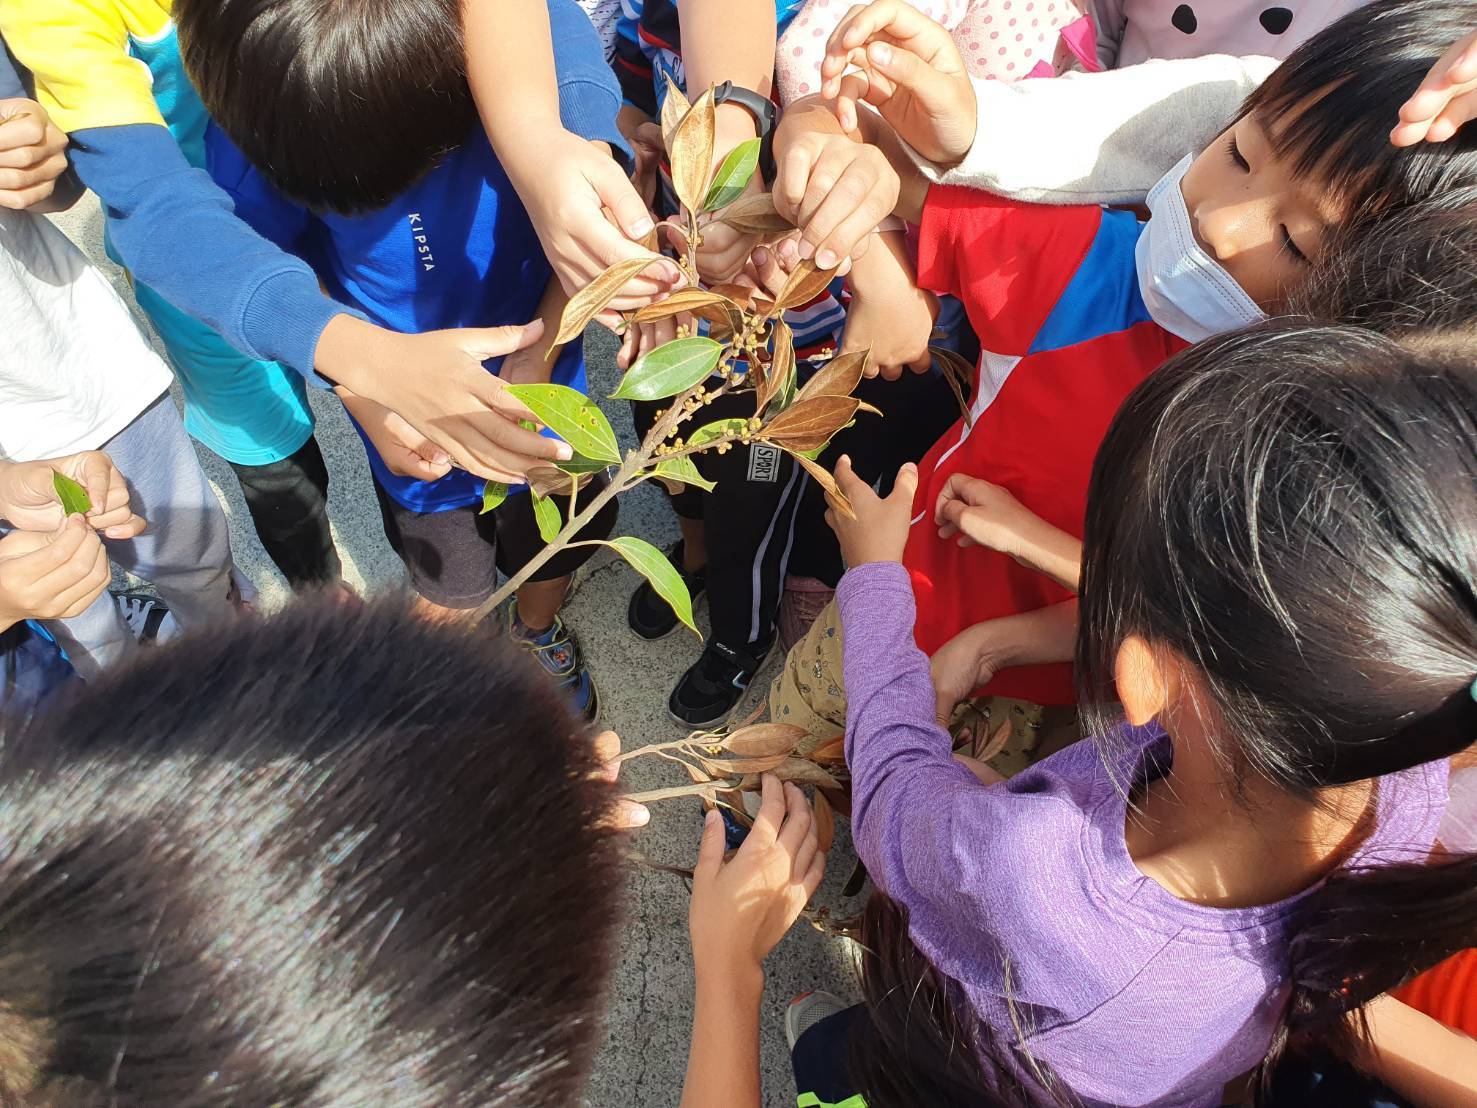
[609,536,699,637]
[612,336,723,401]
[651,455,716,491]
[506,383,621,464]
[53,471,91,516]
[532,491,563,543]
[481,480,509,515]
[688,418,750,447]
[702,138,761,213]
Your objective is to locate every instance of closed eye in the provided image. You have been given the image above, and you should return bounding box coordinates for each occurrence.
[1226,134,1250,172]
[1280,225,1309,264]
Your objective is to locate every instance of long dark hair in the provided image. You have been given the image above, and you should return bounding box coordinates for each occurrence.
[846,895,1072,1107]
[1240,0,1477,223]
[0,597,624,1105]
[1077,322,1477,1083]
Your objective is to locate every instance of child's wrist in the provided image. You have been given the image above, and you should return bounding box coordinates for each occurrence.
[693,951,765,997]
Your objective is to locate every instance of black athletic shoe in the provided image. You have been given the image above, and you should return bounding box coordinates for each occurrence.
[628,541,707,640]
[668,636,773,729]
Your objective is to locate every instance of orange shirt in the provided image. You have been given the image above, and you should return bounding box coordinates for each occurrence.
[1396,950,1477,1038]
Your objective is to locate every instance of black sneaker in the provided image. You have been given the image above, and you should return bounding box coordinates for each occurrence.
[668,636,773,728]
[628,541,707,640]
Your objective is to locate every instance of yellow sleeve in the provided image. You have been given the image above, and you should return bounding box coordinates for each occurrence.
[0,0,167,133]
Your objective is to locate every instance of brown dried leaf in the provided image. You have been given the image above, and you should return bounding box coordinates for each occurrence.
[773,757,842,790]
[797,348,868,404]
[716,192,794,235]
[791,451,854,520]
[661,73,689,151]
[757,319,793,415]
[721,723,808,759]
[814,790,836,853]
[760,395,861,453]
[811,736,846,765]
[699,752,791,775]
[670,86,716,215]
[930,345,976,427]
[629,288,737,326]
[554,255,662,347]
[774,258,840,312]
[709,282,758,310]
[819,785,851,820]
[525,465,596,498]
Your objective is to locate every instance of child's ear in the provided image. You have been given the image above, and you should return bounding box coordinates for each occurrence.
[1114,635,1177,726]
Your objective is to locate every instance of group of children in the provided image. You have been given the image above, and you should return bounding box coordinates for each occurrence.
[0,0,1476,1103]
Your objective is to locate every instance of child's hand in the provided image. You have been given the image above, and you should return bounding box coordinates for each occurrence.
[318,316,576,484]
[0,454,146,539]
[774,125,899,272]
[514,130,683,311]
[0,99,68,211]
[336,389,454,483]
[1393,28,1477,145]
[842,230,937,379]
[616,313,695,370]
[819,0,976,165]
[0,517,111,631]
[826,456,918,566]
[593,730,651,830]
[935,474,1082,590]
[689,774,825,979]
[930,623,1005,724]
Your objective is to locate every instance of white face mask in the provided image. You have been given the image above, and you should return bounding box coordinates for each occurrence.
[1134,155,1267,343]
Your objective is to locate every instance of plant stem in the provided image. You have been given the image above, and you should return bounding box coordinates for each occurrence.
[472,374,712,621]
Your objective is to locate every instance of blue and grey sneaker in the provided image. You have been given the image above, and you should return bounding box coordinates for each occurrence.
[508,604,599,721]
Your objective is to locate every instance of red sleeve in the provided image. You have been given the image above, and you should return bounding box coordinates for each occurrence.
[916,185,1104,356]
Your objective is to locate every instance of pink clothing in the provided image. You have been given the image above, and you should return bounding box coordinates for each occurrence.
[1092,0,1371,68]
[776,0,1096,106]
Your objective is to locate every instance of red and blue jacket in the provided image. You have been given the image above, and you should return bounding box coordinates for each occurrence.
[908,186,1188,707]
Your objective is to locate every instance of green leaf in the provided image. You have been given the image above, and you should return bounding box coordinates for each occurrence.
[480,480,509,515]
[52,471,91,516]
[651,454,716,492]
[532,491,563,543]
[556,454,612,476]
[702,138,761,213]
[609,536,699,637]
[612,336,723,401]
[688,418,750,447]
[506,383,621,464]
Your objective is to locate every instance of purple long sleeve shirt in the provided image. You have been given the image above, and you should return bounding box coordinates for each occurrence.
[839,561,1449,1107]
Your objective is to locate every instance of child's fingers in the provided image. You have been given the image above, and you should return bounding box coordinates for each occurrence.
[588,151,657,241]
[776,138,821,222]
[750,772,786,843]
[776,781,814,858]
[0,113,46,159]
[832,454,868,498]
[821,4,872,89]
[890,462,919,503]
[800,848,826,899]
[101,514,148,541]
[1430,89,1477,141]
[693,808,726,880]
[461,319,545,361]
[799,156,896,271]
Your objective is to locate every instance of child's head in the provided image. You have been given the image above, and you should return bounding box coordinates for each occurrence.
[1077,320,1477,1055]
[1079,321,1476,788]
[1175,0,1477,311]
[1293,187,1477,353]
[176,0,476,213]
[0,599,623,1105]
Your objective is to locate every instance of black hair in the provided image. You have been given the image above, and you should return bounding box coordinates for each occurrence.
[1293,186,1477,352]
[845,895,1071,1107]
[1076,322,1477,1082]
[175,0,476,213]
[0,597,623,1105]
[1241,0,1477,224]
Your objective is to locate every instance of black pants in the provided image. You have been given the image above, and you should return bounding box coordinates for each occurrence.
[633,390,808,649]
[226,437,341,589]
[786,364,963,588]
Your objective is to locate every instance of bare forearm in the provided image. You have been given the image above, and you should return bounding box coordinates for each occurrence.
[467,0,563,180]
[680,964,765,1108]
[973,600,1079,672]
[678,0,775,99]
[1016,521,1082,592]
[1360,995,1477,1107]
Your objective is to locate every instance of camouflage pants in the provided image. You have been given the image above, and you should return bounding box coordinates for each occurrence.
[767,600,1079,776]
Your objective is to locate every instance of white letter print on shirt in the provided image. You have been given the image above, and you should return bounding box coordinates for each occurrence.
[409,213,435,272]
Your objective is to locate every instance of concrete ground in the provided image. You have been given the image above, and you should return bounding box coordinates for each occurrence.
[54,198,861,1106]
